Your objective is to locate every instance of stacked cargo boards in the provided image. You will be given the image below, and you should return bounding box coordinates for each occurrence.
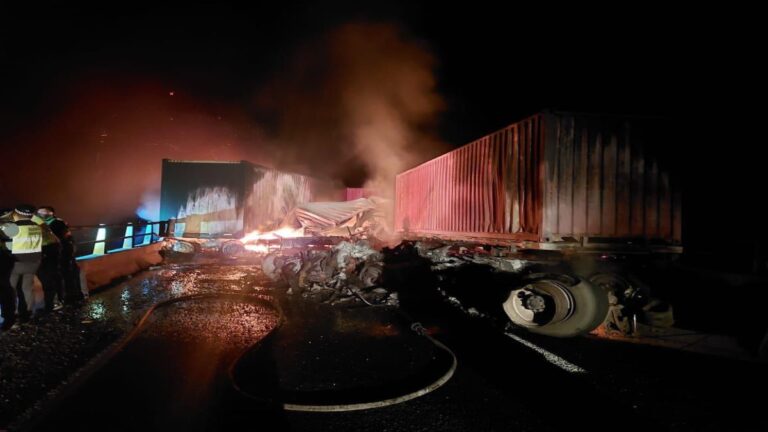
[395,112,681,247]
[160,159,342,238]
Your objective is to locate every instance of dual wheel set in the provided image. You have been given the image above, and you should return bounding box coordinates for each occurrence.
[502,273,619,337]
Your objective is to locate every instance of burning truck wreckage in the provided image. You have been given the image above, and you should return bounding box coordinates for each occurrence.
[157,112,680,339]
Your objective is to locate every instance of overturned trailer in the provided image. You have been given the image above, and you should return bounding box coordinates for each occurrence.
[395,111,682,337]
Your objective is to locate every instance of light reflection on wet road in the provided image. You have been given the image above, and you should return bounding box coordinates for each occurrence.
[32,296,279,431]
[21,261,768,432]
[84,264,271,326]
[30,265,281,431]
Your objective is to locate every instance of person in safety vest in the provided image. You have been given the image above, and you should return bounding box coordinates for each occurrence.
[0,208,17,330]
[9,205,43,322]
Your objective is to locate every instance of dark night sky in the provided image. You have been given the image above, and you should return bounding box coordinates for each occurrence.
[2,4,721,140]
[2,4,736,140]
[0,3,764,251]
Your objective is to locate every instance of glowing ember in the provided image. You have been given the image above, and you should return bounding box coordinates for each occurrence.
[240,227,305,253]
[244,244,269,253]
[241,226,304,243]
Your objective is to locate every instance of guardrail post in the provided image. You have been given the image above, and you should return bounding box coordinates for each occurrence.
[141,224,153,246]
[159,220,169,238]
[93,224,106,256]
[123,222,134,249]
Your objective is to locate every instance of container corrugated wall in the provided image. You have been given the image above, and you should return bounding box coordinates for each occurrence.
[395,115,543,242]
[160,159,249,237]
[542,113,681,244]
[395,112,681,245]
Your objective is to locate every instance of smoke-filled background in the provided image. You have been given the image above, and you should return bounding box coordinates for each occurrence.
[0,20,444,224]
[0,78,267,224]
[256,23,446,199]
[1,3,761,253]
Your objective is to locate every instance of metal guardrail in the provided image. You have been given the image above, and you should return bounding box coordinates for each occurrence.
[70,221,169,259]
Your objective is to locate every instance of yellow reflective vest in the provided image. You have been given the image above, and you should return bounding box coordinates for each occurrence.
[11,221,43,254]
[32,214,60,246]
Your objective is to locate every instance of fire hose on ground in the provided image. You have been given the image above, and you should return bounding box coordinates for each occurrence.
[29,291,458,419]
[229,296,458,412]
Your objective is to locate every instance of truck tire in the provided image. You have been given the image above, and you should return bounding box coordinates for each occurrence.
[221,241,245,258]
[502,276,609,338]
[170,240,196,254]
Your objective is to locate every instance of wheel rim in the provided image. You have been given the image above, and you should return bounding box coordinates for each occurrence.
[503,279,575,328]
[589,273,632,297]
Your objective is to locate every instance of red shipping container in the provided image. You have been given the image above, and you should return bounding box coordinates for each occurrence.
[395,112,681,245]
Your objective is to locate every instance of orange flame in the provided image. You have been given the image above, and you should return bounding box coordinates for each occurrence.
[244,244,270,253]
[241,226,305,242]
[240,226,305,253]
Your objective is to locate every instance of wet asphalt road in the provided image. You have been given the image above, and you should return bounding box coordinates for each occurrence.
[29,296,279,431]
[13,261,768,432]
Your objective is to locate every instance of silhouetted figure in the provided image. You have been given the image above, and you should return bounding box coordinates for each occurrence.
[0,208,18,330]
[37,206,83,303]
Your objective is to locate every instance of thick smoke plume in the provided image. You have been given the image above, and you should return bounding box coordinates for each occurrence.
[257,22,447,201]
[0,22,445,226]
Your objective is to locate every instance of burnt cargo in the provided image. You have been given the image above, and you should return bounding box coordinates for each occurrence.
[395,112,681,246]
[160,159,343,237]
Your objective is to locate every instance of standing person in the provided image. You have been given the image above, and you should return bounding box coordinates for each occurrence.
[8,205,43,322]
[0,208,18,330]
[36,206,83,303]
[32,208,62,311]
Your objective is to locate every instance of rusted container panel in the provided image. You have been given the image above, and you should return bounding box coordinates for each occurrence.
[396,112,681,245]
[395,115,542,242]
[244,166,314,231]
[245,166,343,232]
[542,113,680,244]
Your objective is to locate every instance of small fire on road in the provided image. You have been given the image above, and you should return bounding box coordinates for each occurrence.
[240,226,305,253]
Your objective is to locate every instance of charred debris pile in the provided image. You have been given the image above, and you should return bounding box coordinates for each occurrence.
[247,238,533,316]
[163,233,674,339]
